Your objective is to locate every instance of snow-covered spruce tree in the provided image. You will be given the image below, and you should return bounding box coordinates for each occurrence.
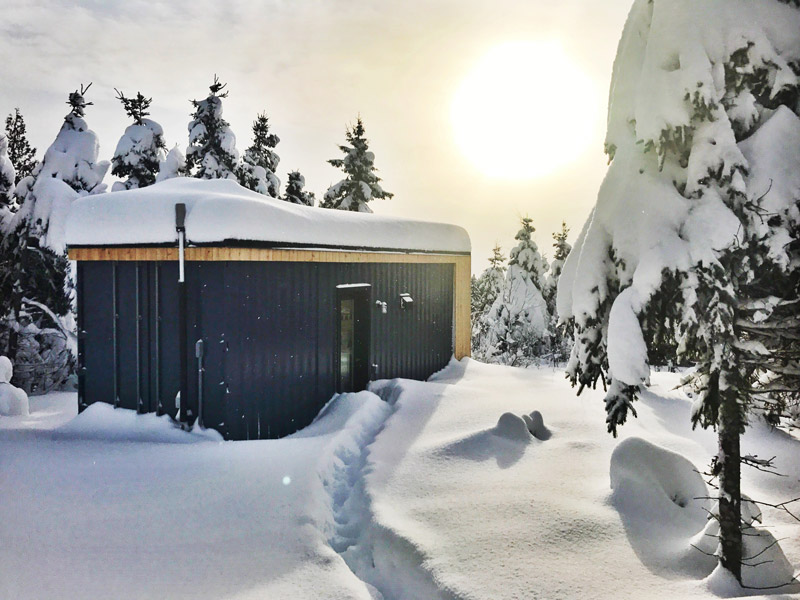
[547,222,571,291]
[1,84,107,369]
[0,132,17,307]
[470,244,507,359]
[110,90,166,191]
[283,170,315,206]
[5,108,37,185]
[322,118,393,212]
[156,145,189,183]
[545,222,572,362]
[557,0,800,586]
[481,217,550,364]
[185,76,240,180]
[0,131,15,211]
[237,113,280,197]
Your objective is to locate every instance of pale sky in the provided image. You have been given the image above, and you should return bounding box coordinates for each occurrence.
[1,0,632,272]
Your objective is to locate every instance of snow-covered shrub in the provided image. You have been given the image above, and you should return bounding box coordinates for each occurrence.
[322,118,393,213]
[0,307,73,395]
[0,355,29,416]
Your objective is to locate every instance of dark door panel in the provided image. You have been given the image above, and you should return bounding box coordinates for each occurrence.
[336,284,371,393]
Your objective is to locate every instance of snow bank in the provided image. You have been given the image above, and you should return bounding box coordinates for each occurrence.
[54,402,222,443]
[65,178,470,253]
[0,356,29,417]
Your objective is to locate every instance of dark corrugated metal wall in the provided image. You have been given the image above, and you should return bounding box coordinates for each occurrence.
[78,259,454,440]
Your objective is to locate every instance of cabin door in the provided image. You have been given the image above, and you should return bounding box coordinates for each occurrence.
[336,284,371,393]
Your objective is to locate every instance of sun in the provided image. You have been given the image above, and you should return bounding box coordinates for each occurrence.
[452,40,598,180]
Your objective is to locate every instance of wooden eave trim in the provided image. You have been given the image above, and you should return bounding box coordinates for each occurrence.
[68,246,469,263]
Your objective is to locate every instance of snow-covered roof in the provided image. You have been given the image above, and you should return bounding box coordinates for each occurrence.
[65,178,471,254]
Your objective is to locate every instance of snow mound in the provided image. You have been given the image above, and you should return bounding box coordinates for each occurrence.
[610,437,717,578]
[65,177,470,253]
[494,411,532,442]
[706,540,799,597]
[0,356,12,383]
[0,356,30,417]
[54,403,222,443]
[694,500,799,594]
[611,437,708,527]
[522,410,551,441]
[435,408,542,470]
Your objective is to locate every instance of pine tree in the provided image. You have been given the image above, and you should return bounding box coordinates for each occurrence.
[111,90,167,191]
[549,222,571,285]
[283,170,315,206]
[473,244,506,317]
[470,244,507,358]
[482,218,550,364]
[1,84,107,370]
[185,76,240,180]
[4,109,36,185]
[322,118,393,212]
[509,217,549,287]
[0,132,15,211]
[544,222,572,362]
[557,0,800,585]
[237,113,280,197]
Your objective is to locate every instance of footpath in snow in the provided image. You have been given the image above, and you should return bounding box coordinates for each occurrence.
[1,359,798,599]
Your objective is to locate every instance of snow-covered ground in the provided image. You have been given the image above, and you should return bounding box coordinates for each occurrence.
[1,360,798,599]
[0,391,386,599]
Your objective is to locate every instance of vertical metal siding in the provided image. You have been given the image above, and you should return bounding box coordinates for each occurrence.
[156,262,180,418]
[114,263,138,411]
[79,258,454,440]
[78,262,116,411]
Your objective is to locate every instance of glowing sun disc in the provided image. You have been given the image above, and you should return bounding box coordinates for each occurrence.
[452,41,597,179]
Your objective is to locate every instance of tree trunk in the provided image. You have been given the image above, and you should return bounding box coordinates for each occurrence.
[716,374,743,583]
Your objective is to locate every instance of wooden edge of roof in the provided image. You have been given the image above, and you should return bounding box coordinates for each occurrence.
[68,247,469,263]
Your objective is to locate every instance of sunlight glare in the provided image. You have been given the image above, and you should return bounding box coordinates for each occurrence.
[452,41,598,179]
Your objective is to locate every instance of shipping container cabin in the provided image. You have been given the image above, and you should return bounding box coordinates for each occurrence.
[65,179,471,440]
